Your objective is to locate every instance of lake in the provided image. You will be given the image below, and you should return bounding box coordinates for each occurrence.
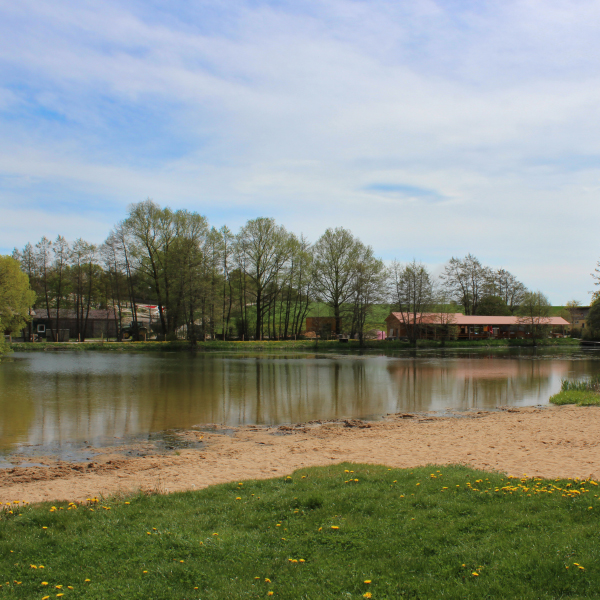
[1,349,599,459]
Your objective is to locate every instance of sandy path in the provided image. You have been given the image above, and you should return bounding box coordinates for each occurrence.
[2,405,599,504]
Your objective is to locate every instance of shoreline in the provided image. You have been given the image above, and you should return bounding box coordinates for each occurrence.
[1,404,599,504]
[8,338,582,353]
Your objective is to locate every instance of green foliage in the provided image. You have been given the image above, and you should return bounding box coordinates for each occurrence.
[0,255,35,334]
[2,464,600,599]
[585,299,600,340]
[475,295,511,316]
[0,319,10,356]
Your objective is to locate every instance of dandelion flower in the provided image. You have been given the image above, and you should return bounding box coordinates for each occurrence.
[84,579,91,583]
[364,579,372,583]
[363,593,372,599]
[264,578,271,583]
[472,572,479,577]
[267,592,274,596]
[41,582,48,586]
[331,526,339,530]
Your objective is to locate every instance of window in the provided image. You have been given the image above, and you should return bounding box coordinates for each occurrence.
[37,324,46,333]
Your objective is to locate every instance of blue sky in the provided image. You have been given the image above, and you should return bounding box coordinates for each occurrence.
[1,0,600,303]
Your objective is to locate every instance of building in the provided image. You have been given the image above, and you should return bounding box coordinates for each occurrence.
[385,312,570,340]
[305,317,338,337]
[567,306,590,331]
[22,309,119,341]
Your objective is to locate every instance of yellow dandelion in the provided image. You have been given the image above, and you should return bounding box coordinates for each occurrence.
[42,582,49,586]
[331,526,339,530]
[267,592,274,596]
[363,593,372,599]
[265,578,271,583]
[84,579,90,582]
[472,572,479,577]
[364,579,372,583]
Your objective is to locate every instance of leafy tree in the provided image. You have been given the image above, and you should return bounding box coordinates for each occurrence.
[234,217,291,340]
[0,255,36,335]
[475,295,511,316]
[0,319,9,355]
[487,268,527,313]
[585,298,600,339]
[312,227,363,335]
[517,291,551,345]
[349,246,386,345]
[440,254,487,315]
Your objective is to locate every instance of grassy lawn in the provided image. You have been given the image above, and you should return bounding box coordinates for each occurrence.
[2,464,600,599]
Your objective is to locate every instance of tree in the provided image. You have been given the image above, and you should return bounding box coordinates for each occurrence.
[489,268,527,313]
[349,246,386,345]
[312,227,363,335]
[440,254,488,315]
[585,298,600,339]
[0,255,36,336]
[388,259,434,344]
[516,291,551,345]
[235,217,291,340]
[51,235,71,341]
[475,295,511,316]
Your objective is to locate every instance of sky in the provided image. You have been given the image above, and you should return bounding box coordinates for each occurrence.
[1,0,599,304]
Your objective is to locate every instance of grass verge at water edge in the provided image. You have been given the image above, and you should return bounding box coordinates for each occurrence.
[1,464,600,599]
[10,337,580,353]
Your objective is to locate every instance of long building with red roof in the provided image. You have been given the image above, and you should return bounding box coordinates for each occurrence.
[385,312,570,340]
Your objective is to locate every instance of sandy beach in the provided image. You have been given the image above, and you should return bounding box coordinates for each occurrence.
[1,404,599,504]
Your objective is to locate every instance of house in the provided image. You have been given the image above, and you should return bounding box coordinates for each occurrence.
[305,317,338,337]
[567,306,590,331]
[385,312,570,340]
[23,309,119,341]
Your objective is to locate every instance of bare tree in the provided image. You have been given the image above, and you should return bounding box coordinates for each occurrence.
[516,291,551,346]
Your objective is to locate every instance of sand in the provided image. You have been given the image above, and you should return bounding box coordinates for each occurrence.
[2,404,599,504]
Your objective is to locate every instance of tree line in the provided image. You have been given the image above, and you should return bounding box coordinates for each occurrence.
[7,199,541,343]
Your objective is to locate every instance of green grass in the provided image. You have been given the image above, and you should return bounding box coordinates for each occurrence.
[550,376,600,406]
[2,464,600,599]
[549,390,600,406]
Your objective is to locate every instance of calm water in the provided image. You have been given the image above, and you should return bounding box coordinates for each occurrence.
[1,349,600,456]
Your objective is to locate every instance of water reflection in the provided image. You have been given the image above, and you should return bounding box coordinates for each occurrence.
[1,350,599,454]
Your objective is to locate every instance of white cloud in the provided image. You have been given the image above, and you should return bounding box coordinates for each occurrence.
[1,0,600,302]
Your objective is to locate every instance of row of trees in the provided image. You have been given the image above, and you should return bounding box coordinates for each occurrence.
[8,199,539,344]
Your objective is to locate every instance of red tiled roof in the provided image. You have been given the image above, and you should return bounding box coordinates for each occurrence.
[387,312,569,326]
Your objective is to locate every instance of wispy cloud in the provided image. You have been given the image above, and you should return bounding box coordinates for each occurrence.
[1,0,600,301]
